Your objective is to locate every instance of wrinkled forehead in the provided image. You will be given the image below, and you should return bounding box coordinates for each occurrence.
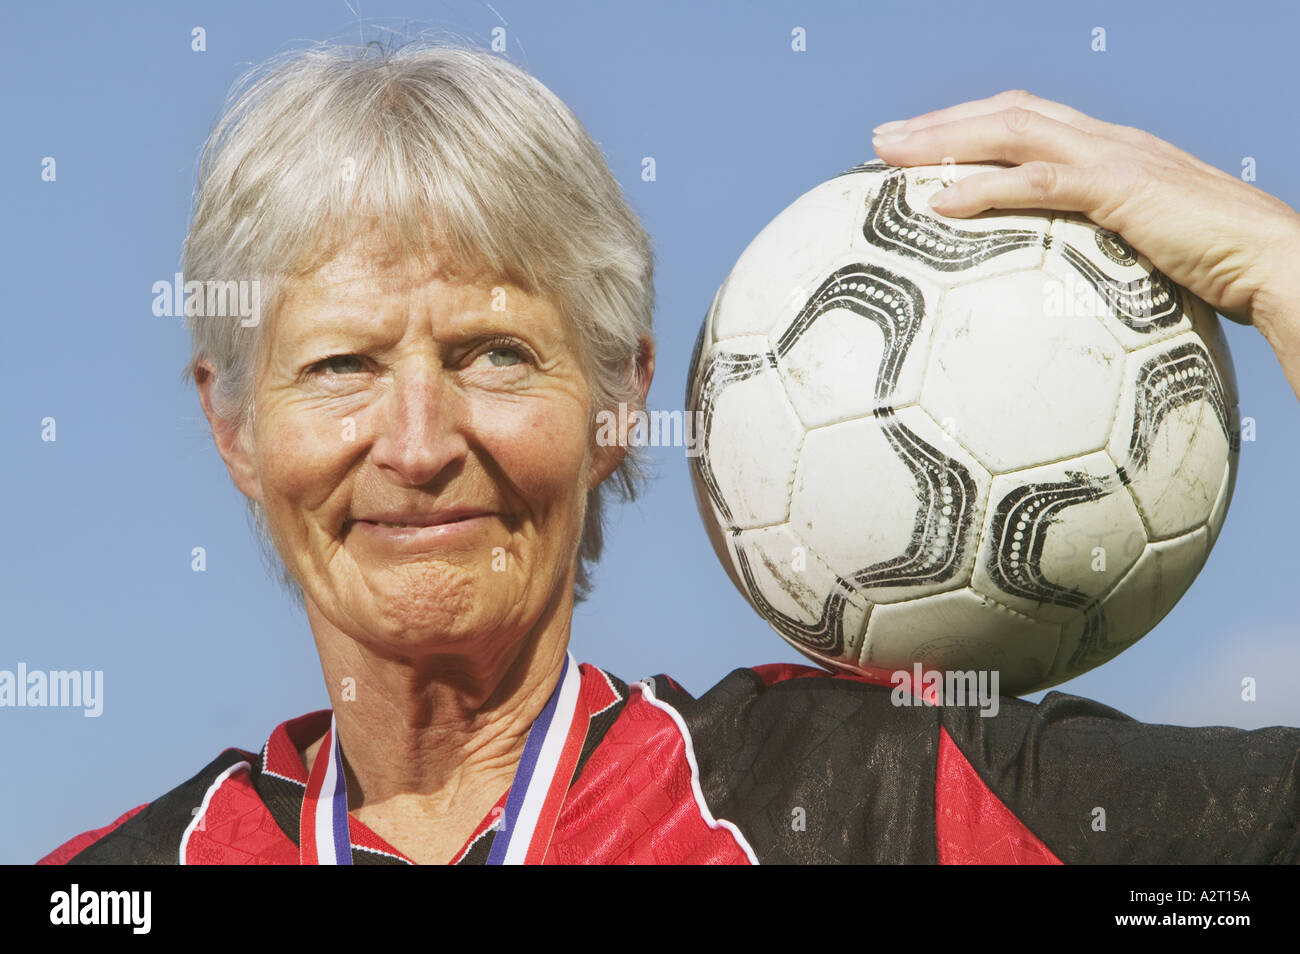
[291,245,481,303]
[265,229,569,350]
[290,212,512,290]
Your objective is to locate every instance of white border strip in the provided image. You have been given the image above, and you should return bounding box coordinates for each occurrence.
[260,743,304,786]
[500,653,582,864]
[179,760,251,865]
[632,680,759,865]
[591,666,623,716]
[316,718,347,865]
[352,843,413,864]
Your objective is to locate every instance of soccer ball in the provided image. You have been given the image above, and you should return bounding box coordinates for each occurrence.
[686,160,1240,694]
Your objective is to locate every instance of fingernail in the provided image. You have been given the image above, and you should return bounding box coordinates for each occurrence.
[928,188,953,210]
[872,120,907,135]
[872,132,908,150]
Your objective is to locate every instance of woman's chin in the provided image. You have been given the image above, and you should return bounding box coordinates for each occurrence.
[317,567,531,648]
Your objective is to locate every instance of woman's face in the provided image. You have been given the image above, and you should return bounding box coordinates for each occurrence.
[233,235,612,657]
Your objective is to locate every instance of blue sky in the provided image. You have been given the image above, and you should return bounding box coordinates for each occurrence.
[2,0,1298,863]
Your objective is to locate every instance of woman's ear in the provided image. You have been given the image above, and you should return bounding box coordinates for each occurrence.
[588,334,656,488]
[629,333,656,412]
[195,359,264,503]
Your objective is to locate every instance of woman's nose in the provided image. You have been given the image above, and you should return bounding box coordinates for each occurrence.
[368,363,469,487]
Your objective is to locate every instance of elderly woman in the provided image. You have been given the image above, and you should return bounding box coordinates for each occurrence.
[41,44,1300,865]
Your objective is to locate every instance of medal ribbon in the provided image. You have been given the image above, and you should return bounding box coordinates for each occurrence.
[299,652,588,865]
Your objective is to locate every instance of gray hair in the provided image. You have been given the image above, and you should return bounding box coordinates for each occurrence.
[182,41,655,603]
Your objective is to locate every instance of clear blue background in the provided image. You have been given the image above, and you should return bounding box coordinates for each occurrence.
[3,0,1297,864]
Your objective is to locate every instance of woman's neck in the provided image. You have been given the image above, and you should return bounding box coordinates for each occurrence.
[297,597,573,863]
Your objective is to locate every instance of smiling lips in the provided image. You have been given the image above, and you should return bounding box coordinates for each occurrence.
[348,508,497,550]
[355,508,494,528]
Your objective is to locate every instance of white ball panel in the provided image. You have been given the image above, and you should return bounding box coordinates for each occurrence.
[696,338,803,530]
[923,271,1126,472]
[1106,334,1235,540]
[971,451,1146,624]
[688,450,748,599]
[729,524,871,665]
[862,587,1059,695]
[713,175,875,341]
[790,417,913,582]
[791,406,990,603]
[774,261,940,424]
[1053,527,1208,683]
[1206,448,1237,552]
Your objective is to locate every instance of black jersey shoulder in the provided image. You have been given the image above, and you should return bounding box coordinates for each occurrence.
[66,749,254,865]
[939,690,1300,864]
[648,667,941,864]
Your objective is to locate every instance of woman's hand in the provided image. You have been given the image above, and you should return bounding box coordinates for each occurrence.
[870,90,1300,398]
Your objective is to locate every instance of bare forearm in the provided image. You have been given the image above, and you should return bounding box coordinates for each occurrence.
[1256,312,1300,402]
[1252,225,1300,402]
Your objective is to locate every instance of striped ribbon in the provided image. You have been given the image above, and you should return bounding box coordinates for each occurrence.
[300,652,588,865]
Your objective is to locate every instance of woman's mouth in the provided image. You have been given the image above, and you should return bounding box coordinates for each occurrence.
[347,509,497,550]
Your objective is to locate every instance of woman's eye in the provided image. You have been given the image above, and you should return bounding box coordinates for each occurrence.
[315,355,366,374]
[482,346,524,368]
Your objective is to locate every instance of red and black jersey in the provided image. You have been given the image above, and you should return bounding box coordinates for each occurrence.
[37,662,1300,864]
